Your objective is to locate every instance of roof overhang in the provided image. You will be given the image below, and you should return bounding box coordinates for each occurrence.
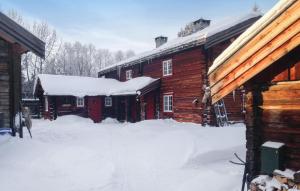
[0,12,45,58]
[208,0,300,104]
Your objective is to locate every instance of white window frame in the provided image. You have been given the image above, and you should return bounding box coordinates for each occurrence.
[105,97,112,107]
[76,97,84,107]
[126,70,133,80]
[162,59,172,76]
[45,96,48,112]
[163,94,173,112]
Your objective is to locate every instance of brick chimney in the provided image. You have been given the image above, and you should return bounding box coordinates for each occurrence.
[155,36,168,48]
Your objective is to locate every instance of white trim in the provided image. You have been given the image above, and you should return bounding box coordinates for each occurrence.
[45,96,48,112]
[126,70,133,80]
[105,96,112,107]
[162,59,172,76]
[163,94,173,112]
[76,97,84,107]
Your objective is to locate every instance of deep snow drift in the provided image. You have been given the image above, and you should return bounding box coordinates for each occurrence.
[0,116,246,191]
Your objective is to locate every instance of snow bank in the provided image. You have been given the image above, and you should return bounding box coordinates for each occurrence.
[100,12,261,73]
[34,74,158,97]
[0,115,246,191]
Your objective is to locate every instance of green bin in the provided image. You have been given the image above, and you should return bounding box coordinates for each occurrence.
[261,141,285,174]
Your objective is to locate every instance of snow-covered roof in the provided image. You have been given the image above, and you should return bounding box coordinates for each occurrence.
[208,0,295,74]
[34,74,159,97]
[99,12,261,74]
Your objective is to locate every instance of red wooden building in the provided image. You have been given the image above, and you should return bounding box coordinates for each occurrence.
[208,0,300,179]
[98,13,261,125]
[33,74,160,123]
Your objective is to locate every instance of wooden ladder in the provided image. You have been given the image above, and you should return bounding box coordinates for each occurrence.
[213,99,228,127]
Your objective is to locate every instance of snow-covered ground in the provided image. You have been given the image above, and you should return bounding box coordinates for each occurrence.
[0,116,246,191]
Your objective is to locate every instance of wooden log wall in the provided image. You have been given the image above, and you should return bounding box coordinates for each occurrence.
[208,39,245,124]
[143,47,204,123]
[0,39,10,128]
[119,64,142,82]
[246,46,300,179]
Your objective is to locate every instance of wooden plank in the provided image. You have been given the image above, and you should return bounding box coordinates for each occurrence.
[209,1,300,86]
[211,19,300,97]
[211,32,300,104]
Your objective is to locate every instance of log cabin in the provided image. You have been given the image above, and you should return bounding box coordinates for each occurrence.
[98,13,261,125]
[0,12,45,135]
[208,0,300,180]
[33,74,160,123]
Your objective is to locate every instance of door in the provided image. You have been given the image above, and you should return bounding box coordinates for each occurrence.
[88,96,102,123]
[145,93,155,120]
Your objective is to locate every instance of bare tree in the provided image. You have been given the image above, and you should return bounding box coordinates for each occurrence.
[125,50,135,59]
[114,50,125,63]
[5,9,135,96]
[7,10,59,97]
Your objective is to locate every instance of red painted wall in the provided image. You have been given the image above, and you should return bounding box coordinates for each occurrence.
[87,96,102,123]
[143,47,204,123]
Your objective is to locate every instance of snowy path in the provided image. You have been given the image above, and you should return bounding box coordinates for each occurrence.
[0,116,246,191]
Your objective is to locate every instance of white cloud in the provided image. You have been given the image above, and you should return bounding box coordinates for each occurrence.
[57,26,154,53]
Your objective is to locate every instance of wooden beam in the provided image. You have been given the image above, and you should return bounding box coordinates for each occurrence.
[211,19,300,97]
[212,32,300,104]
[209,1,300,87]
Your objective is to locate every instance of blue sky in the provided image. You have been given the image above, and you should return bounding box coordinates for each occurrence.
[0,0,277,53]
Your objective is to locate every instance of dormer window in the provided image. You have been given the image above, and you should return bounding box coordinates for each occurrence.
[162,59,172,76]
[126,70,133,80]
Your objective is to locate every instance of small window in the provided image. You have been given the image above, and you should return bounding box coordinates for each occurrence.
[105,97,112,107]
[162,59,172,76]
[45,96,48,112]
[126,70,133,80]
[163,94,173,112]
[76,97,84,107]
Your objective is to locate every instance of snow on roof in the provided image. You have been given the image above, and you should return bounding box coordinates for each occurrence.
[208,0,296,74]
[262,141,285,149]
[99,12,261,73]
[34,74,158,97]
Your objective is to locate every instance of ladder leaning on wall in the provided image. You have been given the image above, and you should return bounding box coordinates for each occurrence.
[213,99,228,127]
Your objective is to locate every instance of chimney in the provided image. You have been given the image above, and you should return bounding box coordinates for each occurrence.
[178,18,211,37]
[193,18,210,32]
[155,36,168,48]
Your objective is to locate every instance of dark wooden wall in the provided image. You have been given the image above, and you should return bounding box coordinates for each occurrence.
[119,64,141,82]
[0,38,10,128]
[143,47,204,123]
[99,70,118,79]
[245,45,300,180]
[207,39,245,123]
[0,38,22,133]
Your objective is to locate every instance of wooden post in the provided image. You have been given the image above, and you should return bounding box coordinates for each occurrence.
[245,85,263,181]
[125,97,128,122]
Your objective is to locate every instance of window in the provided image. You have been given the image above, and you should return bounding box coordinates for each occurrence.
[163,94,173,112]
[105,97,112,107]
[76,97,84,107]
[162,59,172,76]
[45,96,48,112]
[126,70,133,80]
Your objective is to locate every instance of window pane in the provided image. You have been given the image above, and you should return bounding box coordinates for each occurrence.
[169,96,173,111]
[168,63,172,74]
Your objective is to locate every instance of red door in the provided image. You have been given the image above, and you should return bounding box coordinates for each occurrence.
[88,96,102,123]
[145,93,155,120]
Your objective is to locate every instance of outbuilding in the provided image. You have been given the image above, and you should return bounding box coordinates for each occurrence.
[33,74,160,122]
[208,0,300,180]
[0,12,45,135]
